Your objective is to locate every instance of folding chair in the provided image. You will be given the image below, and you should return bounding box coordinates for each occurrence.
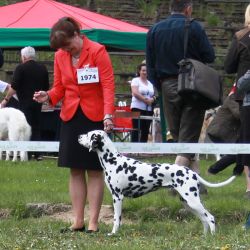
[112,106,140,142]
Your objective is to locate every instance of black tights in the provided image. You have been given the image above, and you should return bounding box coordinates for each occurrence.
[131,108,153,142]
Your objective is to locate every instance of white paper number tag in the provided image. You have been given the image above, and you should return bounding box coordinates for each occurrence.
[77,67,99,84]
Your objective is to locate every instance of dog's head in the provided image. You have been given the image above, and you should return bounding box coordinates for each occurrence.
[78,130,106,152]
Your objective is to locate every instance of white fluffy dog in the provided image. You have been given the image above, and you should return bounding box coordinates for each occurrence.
[0,107,31,161]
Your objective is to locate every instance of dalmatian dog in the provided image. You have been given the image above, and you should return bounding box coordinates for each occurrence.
[0,107,31,161]
[78,130,236,235]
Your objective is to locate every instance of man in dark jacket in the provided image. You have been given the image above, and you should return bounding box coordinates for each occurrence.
[146,0,215,173]
[1,46,49,160]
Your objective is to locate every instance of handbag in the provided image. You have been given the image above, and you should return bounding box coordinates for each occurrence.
[177,19,223,110]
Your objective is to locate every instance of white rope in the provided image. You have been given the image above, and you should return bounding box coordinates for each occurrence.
[0,141,250,154]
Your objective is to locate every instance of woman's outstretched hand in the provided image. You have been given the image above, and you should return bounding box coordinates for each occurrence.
[33,91,49,103]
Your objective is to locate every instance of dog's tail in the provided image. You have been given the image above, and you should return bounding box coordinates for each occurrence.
[197,175,236,188]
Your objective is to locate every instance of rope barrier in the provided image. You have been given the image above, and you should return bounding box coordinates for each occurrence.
[0,141,250,154]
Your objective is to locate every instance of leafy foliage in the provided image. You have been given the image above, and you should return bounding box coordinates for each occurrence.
[135,0,161,18]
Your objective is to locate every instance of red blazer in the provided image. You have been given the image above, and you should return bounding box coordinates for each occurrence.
[48,36,115,122]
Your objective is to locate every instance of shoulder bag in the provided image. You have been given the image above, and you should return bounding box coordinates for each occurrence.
[177,19,223,109]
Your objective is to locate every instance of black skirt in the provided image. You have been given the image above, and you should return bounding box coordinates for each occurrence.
[58,107,103,170]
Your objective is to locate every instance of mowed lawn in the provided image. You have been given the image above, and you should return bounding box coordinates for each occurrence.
[0,156,249,250]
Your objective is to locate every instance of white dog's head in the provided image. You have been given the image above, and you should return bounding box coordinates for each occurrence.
[78,130,108,152]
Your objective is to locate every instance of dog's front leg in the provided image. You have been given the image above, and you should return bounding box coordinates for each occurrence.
[12,151,18,162]
[20,151,27,161]
[110,195,123,235]
[5,150,10,161]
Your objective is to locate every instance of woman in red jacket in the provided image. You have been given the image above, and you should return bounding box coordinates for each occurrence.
[34,17,115,233]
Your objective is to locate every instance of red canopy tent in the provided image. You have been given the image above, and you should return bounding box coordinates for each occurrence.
[0,0,148,50]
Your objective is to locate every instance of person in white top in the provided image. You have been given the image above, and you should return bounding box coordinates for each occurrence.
[0,80,19,109]
[0,80,9,93]
[0,80,10,108]
[130,63,156,142]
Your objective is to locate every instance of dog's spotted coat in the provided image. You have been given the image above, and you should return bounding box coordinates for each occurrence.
[78,130,235,235]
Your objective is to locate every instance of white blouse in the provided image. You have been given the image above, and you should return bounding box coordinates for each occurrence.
[0,80,8,93]
[130,77,154,111]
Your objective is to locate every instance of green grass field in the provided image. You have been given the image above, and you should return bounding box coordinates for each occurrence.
[0,157,249,250]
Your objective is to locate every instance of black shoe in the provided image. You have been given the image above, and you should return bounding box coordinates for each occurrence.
[86,228,99,233]
[207,166,218,175]
[233,165,244,176]
[60,226,85,233]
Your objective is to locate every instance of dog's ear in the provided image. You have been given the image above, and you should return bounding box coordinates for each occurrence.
[90,134,104,152]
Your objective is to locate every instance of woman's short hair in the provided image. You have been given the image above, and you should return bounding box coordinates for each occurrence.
[170,0,192,12]
[21,46,36,59]
[50,17,82,49]
[245,4,250,27]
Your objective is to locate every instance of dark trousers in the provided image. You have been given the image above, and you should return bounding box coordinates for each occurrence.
[131,108,153,142]
[161,79,205,159]
[208,154,244,176]
[238,106,250,166]
[20,102,42,158]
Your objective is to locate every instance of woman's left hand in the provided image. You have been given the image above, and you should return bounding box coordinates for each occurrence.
[104,118,114,133]
[33,91,49,103]
[144,97,154,106]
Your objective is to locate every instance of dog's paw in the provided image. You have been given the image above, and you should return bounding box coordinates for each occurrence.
[107,232,116,236]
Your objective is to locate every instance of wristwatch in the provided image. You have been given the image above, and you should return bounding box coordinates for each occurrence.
[104,114,113,120]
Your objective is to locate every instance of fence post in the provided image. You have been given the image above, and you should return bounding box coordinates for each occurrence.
[159,93,167,142]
